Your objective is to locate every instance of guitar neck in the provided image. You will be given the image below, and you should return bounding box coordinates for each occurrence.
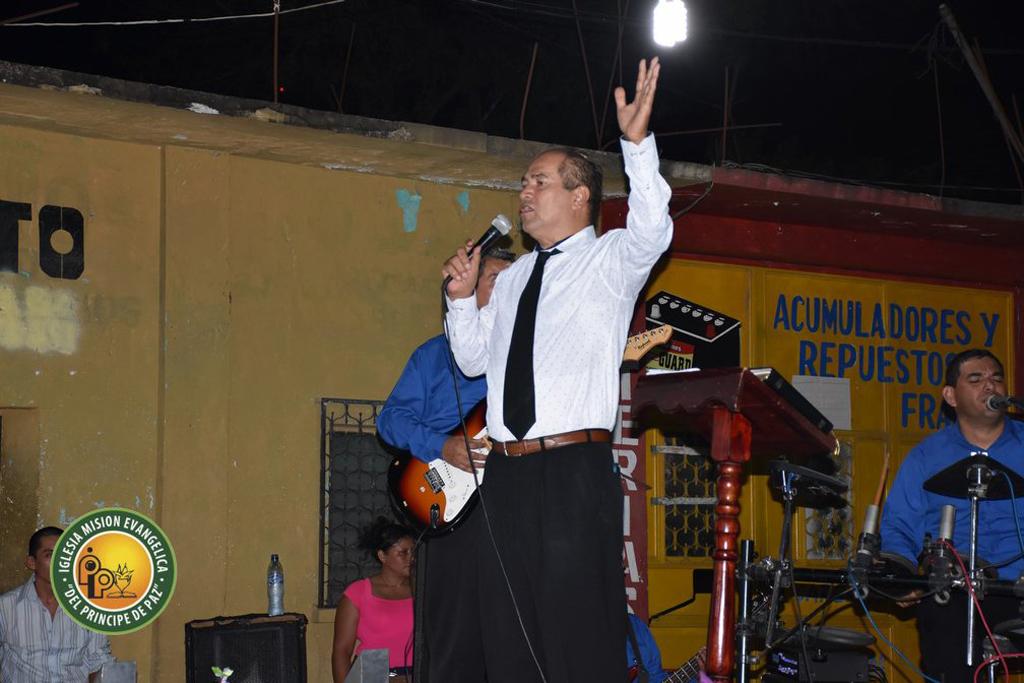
[665,652,703,683]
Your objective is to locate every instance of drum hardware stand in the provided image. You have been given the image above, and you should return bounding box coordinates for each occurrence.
[764,466,798,648]
[965,451,993,668]
[737,540,755,683]
[924,451,1024,671]
[739,538,874,683]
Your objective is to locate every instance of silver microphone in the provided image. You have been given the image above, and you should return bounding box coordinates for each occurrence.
[938,504,955,542]
[853,504,880,570]
[441,214,512,296]
[925,504,957,604]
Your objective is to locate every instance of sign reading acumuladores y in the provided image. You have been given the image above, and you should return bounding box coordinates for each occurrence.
[767,276,1011,431]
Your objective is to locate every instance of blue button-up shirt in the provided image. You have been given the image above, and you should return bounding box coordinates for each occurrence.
[377,335,487,462]
[627,614,668,682]
[881,418,1024,580]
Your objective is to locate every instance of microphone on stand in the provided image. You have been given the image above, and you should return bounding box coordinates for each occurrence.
[853,453,890,575]
[987,394,1024,412]
[852,504,880,571]
[922,504,957,603]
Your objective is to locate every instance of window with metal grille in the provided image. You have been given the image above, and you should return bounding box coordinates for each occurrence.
[653,435,716,558]
[318,398,395,609]
[803,440,854,561]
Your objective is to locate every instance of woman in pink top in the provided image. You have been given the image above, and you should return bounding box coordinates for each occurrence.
[332,517,415,682]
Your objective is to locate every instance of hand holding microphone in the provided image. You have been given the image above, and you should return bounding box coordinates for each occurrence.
[442,214,512,299]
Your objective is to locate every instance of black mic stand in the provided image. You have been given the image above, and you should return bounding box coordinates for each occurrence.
[736,540,755,683]
[763,467,795,648]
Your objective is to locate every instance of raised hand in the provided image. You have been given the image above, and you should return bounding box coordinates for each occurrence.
[614,57,660,144]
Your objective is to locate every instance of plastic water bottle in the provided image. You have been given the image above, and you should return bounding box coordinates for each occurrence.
[267,554,284,616]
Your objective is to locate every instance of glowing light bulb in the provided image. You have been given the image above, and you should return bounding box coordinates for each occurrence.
[653,0,688,47]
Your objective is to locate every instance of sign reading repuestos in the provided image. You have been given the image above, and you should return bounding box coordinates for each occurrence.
[51,507,176,634]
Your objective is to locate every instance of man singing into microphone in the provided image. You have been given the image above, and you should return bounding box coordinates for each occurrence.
[881,349,1024,681]
[440,58,671,683]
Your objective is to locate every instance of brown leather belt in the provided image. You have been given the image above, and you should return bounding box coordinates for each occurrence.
[492,428,611,457]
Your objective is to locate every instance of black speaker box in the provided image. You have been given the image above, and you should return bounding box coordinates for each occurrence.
[185,613,307,683]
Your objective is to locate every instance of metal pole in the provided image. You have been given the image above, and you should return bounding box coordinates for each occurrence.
[765,474,793,645]
[272,0,281,103]
[967,493,979,666]
[939,4,1024,164]
[520,42,539,140]
[720,67,730,164]
[737,540,754,683]
[336,23,356,113]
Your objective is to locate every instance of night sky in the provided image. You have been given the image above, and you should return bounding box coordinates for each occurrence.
[2,0,1023,204]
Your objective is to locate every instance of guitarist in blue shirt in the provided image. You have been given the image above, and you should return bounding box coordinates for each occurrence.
[627,613,709,683]
[628,613,668,683]
[378,249,513,470]
[377,247,513,681]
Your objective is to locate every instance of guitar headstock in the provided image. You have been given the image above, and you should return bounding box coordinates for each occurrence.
[622,324,673,363]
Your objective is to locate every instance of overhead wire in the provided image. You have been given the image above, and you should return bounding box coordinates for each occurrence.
[7,0,1024,58]
[451,0,1024,55]
[0,0,346,27]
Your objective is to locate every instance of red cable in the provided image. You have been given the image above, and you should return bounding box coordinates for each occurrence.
[943,539,1010,681]
[972,653,1024,683]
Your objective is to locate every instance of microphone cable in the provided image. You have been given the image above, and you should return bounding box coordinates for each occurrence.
[942,539,1010,681]
[846,565,942,683]
[438,281,549,683]
[976,471,1024,572]
[999,470,1024,565]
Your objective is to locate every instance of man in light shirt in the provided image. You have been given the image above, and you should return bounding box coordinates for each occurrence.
[0,526,113,683]
[441,57,671,683]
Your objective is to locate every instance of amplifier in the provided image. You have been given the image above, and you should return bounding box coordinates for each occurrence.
[644,291,741,370]
[765,648,870,683]
[185,613,307,683]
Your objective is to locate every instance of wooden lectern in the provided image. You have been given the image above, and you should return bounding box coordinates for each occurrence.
[633,368,838,682]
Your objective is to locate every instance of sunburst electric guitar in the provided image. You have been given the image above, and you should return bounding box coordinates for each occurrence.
[388,325,672,535]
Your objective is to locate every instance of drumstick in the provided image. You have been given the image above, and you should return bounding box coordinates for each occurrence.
[873,451,890,507]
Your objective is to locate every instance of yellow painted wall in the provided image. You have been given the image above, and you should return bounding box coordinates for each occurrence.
[0,84,522,682]
[644,258,1015,682]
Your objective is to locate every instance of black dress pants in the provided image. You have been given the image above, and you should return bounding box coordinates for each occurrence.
[421,441,628,683]
[917,592,1019,682]
[420,502,487,682]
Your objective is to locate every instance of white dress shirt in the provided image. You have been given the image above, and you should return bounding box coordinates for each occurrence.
[0,578,113,683]
[445,134,672,442]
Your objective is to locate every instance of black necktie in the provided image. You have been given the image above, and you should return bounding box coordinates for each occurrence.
[503,250,558,439]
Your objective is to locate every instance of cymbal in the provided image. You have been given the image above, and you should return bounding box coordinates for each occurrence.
[769,460,849,509]
[923,454,1024,500]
